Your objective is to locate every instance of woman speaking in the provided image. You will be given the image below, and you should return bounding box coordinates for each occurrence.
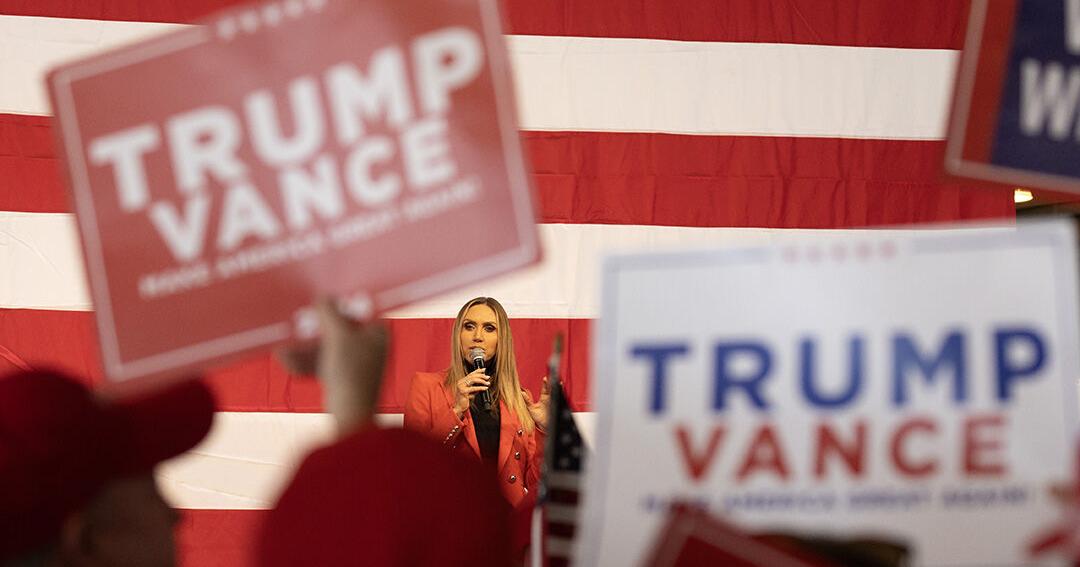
[404,297,548,507]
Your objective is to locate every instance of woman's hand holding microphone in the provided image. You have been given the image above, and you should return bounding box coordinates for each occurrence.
[453,367,490,419]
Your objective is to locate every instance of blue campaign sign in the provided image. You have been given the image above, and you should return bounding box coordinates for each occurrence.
[992,1,1080,176]
[947,0,1080,193]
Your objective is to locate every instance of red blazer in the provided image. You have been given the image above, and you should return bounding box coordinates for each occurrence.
[404,371,545,507]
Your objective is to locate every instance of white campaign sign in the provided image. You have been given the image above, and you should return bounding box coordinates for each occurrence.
[579,221,1080,566]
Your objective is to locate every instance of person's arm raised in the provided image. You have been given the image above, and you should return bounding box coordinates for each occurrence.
[277,299,389,434]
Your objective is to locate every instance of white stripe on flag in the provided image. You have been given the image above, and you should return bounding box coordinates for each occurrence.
[509,35,956,139]
[546,471,583,492]
[0,212,88,311]
[158,411,594,510]
[545,503,580,523]
[0,15,185,116]
[0,212,981,314]
[3,15,954,140]
[546,536,575,557]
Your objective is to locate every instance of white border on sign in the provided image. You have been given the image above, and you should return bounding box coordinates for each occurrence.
[945,0,1080,195]
[50,26,213,379]
[576,220,1080,567]
[48,0,539,381]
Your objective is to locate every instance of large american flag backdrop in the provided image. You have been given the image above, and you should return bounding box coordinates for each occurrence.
[0,1,1013,565]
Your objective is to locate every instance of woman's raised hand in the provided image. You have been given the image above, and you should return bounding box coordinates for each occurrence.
[522,376,550,430]
[453,367,490,418]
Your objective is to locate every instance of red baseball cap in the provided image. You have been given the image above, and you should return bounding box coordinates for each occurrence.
[0,369,215,560]
[258,427,512,566]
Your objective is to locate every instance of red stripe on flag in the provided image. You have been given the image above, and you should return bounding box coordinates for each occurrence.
[0,309,103,380]
[0,309,594,411]
[506,0,971,48]
[0,0,248,23]
[547,522,576,539]
[176,509,267,567]
[528,133,1014,227]
[0,114,68,213]
[0,115,1014,225]
[1,0,969,48]
[547,488,581,505]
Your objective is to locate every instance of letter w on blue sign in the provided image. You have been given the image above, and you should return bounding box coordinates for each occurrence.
[993,1,1080,176]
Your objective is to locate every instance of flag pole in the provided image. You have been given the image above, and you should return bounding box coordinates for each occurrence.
[539,332,564,504]
[532,332,563,567]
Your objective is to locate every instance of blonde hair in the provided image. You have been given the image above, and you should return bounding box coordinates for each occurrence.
[446,297,535,432]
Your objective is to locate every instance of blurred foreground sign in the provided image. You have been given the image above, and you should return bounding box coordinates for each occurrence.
[46,0,537,383]
[947,0,1080,193]
[580,221,1080,566]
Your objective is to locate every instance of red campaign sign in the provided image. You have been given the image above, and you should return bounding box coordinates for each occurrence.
[47,0,538,384]
[643,504,839,567]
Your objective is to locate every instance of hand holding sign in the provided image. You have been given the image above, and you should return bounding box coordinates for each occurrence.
[278,298,388,433]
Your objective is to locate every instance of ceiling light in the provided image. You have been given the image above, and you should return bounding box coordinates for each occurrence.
[1014,189,1033,204]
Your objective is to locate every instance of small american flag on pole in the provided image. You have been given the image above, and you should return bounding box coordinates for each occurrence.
[533,334,586,567]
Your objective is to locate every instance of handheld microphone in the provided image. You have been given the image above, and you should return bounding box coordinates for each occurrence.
[469,347,492,411]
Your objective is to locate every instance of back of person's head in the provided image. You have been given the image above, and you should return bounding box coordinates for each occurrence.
[0,370,215,567]
[258,426,513,566]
